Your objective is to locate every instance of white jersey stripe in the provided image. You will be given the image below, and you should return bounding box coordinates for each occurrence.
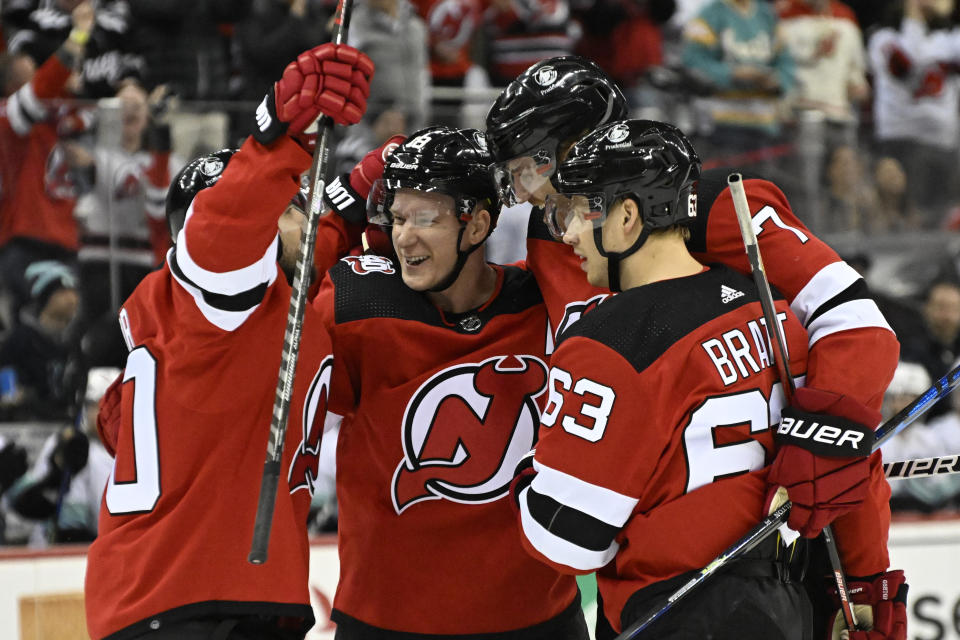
[169,257,261,332]
[519,486,620,571]
[807,299,893,346]
[533,460,638,527]
[176,201,279,296]
[790,261,861,326]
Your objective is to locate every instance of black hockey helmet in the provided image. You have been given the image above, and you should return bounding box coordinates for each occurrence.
[485,56,628,206]
[165,149,236,241]
[368,125,501,228]
[546,119,701,290]
[367,125,501,291]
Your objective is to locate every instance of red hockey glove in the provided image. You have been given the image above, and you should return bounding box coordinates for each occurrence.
[509,449,537,514]
[362,224,395,260]
[827,571,908,640]
[766,387,880,538]
[324,135,405,226]
[96,371,124,457]
[253,43,375,144]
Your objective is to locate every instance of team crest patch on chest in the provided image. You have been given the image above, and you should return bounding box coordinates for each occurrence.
[391,355,549,514]
[342,254,396,275]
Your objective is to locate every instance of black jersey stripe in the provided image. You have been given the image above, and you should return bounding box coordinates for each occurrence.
[526,486,621,553]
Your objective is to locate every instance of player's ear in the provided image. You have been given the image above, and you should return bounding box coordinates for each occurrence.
[466,208,491,244]
[621,197,642,235]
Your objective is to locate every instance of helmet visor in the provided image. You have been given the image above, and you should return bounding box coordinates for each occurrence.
[367,180,459,227]
[544,192,608,240]
[491,148,556,207]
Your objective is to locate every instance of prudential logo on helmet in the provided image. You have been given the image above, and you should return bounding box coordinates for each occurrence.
[606,123,630,144]
[534,66,558,87]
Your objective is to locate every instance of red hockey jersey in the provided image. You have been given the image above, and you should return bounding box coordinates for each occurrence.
[525,170,898,578]
[0,49,80,251]
[85,137,333,640]
[519,265,810,632]
[313,258,580,636]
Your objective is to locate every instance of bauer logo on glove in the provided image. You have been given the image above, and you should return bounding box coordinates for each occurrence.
[776,409,875,457]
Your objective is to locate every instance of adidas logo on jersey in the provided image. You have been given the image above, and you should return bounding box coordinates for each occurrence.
[721,285,744,304]
[256,96,272,132]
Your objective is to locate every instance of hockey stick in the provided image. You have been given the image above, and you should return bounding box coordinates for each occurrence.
[884,454,960,479]
[727,173,859,632]
[248,0,355,565]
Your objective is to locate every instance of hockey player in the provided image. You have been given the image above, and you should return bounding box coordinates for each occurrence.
[487,58,902,637]
[311,126,588,638]
[514,119,907,640]
[84,43,374,640]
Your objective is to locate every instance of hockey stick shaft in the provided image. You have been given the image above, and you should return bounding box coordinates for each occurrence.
[248,0,355,565]
[617,378,960,639]
[726,173,858,631]
[884,454,960,479]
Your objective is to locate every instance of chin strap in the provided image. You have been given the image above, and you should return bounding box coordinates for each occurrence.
[595,225,651,292]
[426,226,486,292]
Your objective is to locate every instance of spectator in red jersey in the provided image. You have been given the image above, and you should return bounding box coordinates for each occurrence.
[574,0,675,95]
[0,1,92,323]
[484,0,577,85]
[412,0,482,126]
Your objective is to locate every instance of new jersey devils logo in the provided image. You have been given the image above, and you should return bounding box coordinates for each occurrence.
[288,355,333,495]
[342,254,396,275]
[391,355,548,514]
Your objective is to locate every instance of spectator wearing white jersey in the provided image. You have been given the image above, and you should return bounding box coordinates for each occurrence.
[868,0,960,227]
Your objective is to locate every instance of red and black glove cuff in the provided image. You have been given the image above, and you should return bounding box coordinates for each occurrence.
[252,92,289,146]
[775,405,875,458]
[323,173,366,226]
[828,570,908,609]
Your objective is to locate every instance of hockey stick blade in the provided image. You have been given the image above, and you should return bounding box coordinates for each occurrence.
[248,0,356,565]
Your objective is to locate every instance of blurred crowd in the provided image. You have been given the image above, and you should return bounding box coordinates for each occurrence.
[2,0,960,546]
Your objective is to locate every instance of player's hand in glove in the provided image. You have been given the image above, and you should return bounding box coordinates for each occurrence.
[508,449,537,513]
[827,570,908,640]
[324,135,406,225]
[96,371,124,457]
[51,426,89,477]
[766,387,880,538]
[253,43,375,145]
[0,439,28,494]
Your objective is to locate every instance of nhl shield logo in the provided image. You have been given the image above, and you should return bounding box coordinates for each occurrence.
[606,123,630,144]
[534,66,558,87]
[391,355,548,513]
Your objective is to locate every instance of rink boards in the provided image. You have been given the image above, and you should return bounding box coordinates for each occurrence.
[0,517,958,640]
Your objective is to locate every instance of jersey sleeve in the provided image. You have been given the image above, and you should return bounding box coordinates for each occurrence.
[690,176,898,574]
[518,337,656,574]
[170,136,311,331]
[4,46,72,136]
